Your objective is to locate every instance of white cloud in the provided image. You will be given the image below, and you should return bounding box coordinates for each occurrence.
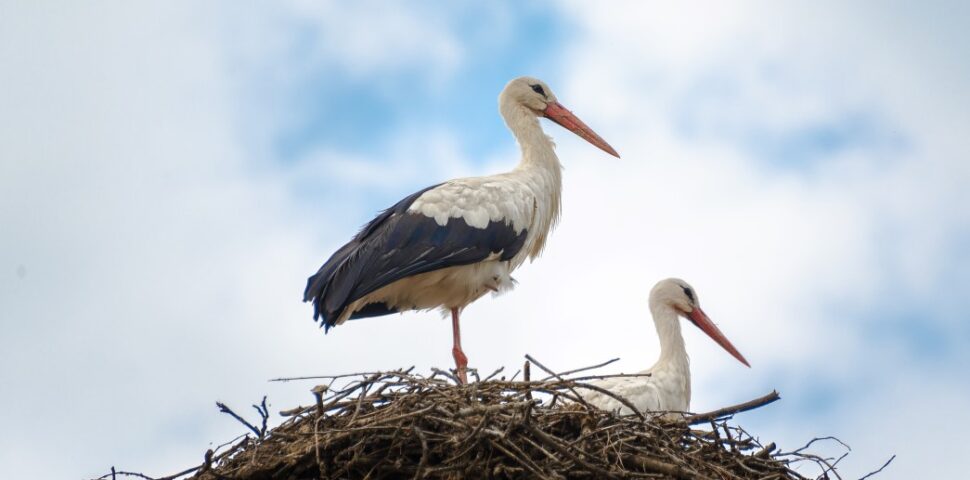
[220,0,464,81]
[286,1,463,77]
[290,129,481,192]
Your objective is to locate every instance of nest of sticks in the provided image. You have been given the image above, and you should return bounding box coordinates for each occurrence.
[98,359,879,480]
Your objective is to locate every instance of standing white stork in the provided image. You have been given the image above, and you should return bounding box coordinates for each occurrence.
[581,279,750,414]
[304,76,619,383]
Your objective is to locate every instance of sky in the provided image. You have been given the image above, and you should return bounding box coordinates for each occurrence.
[1,1,968,478]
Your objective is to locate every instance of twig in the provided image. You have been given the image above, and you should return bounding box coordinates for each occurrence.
[216,401,262,438]
[197,450,213,476]
[538,357,620,381]
[430,367,461,385]
[252,395,269,437]
[91,434,249,480]
[268,372,384,382]
[93,471,155,480]
[312,385,327,416]
[568,380,648,421]
[684,390,781,425]
[565,372,653,382]
[783,436,851,456]
[524,360,533,401]
[622,454,710,480]
[859,454,895,480]
[524,355,588,406]
[483,366,505,382]
[755,442,776,458]
[268,366,415,383]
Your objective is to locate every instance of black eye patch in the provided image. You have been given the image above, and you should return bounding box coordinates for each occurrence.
[530,84,546,96]
[681,286,695,302]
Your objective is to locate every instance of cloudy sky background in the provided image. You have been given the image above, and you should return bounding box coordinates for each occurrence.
[2,1,968,478]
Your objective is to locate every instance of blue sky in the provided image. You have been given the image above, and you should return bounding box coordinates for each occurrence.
[272,6,563,159]
[1,1,968,478]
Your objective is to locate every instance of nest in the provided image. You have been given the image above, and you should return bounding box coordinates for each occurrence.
[96,360,875,480]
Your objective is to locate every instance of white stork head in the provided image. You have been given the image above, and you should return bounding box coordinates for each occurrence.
[500,76,620,158]
[650,278,751,367]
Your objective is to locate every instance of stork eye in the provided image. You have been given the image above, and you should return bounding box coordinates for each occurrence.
[530,84,546,96]
[681,286,695,303]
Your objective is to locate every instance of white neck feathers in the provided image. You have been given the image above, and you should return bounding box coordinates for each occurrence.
[500,102,563,260]
[649,303,691,371]
[649,303,692,409]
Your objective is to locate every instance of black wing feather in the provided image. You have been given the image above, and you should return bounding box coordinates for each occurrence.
[304,184,527,332]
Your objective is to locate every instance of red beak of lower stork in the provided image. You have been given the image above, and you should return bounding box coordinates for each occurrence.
[542,101,620,158]
[687,307,751,367]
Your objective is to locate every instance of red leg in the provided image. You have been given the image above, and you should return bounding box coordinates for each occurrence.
[451,307,468,384]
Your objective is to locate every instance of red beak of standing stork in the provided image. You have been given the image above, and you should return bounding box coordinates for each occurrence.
[304,77,619,384]
[542,101,620,158]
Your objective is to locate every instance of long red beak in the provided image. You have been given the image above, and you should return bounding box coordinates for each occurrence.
[687,307,750,367]
[542,101,620,158]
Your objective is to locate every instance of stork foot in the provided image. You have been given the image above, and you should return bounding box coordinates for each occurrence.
[452,346,469,384]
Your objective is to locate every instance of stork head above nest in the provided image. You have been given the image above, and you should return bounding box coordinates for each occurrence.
[650,278,750,367]
[499,76,619,158]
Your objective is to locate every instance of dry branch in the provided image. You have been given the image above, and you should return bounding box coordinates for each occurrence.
[684,390,782,425]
